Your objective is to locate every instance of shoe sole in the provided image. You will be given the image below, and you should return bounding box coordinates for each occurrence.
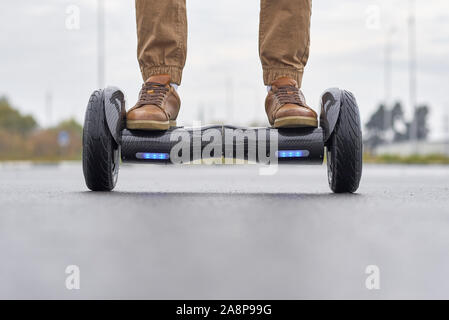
[127,120,177,131]
[274,116,318,128]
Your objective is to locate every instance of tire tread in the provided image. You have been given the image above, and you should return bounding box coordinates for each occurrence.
[82,90,117,191]
[328,90,363,193]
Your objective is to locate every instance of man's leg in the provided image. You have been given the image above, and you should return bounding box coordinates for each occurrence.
[260,0,316,128]
[136,0,187,84]
[128,0,187,130]
[259,0,311,87]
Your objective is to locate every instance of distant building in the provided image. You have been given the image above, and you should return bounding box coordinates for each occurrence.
[374,140,449,156]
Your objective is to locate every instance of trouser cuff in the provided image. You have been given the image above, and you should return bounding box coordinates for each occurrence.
[263,67,304,87]
[141,65,183,85]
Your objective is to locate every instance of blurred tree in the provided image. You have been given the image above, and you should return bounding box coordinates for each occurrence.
[55,118,83,132]
[364,103,388,149]
[391,102,408,142]
[366,103,388,133]
[364,101,430,149]
[414,105,429,140]
[29,117,84,160]
[0,96,37,134]
[0,97,84,161]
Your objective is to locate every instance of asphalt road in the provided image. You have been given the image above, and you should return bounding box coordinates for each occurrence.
[0,163,448,299]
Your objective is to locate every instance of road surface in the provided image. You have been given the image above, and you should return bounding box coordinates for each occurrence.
[0,163,448,299]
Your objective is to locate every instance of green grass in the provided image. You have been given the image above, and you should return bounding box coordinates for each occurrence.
[2,153,448,165]
[363,153,449,164]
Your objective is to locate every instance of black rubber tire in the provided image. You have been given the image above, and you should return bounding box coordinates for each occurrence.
[326,90,363,193]
[82,90,120,191]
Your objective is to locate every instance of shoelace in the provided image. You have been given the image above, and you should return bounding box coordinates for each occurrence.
[137,82,169,108]
[275,86,306,106]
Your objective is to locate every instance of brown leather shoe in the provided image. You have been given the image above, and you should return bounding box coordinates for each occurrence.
[265,77,318,128]
[127,74,180,130]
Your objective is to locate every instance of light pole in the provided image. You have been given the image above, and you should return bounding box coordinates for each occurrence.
[97,0,105,88]
[45,91,52,128]
[445,108,449,155]
[225,78,234,124]
[408,0,417,142]
[384,27,395,138]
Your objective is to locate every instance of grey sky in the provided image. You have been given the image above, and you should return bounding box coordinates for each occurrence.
[1,0,448,138]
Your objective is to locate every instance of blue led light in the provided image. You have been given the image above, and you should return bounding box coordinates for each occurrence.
[136,152,170,160]
[276,150,309,158]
